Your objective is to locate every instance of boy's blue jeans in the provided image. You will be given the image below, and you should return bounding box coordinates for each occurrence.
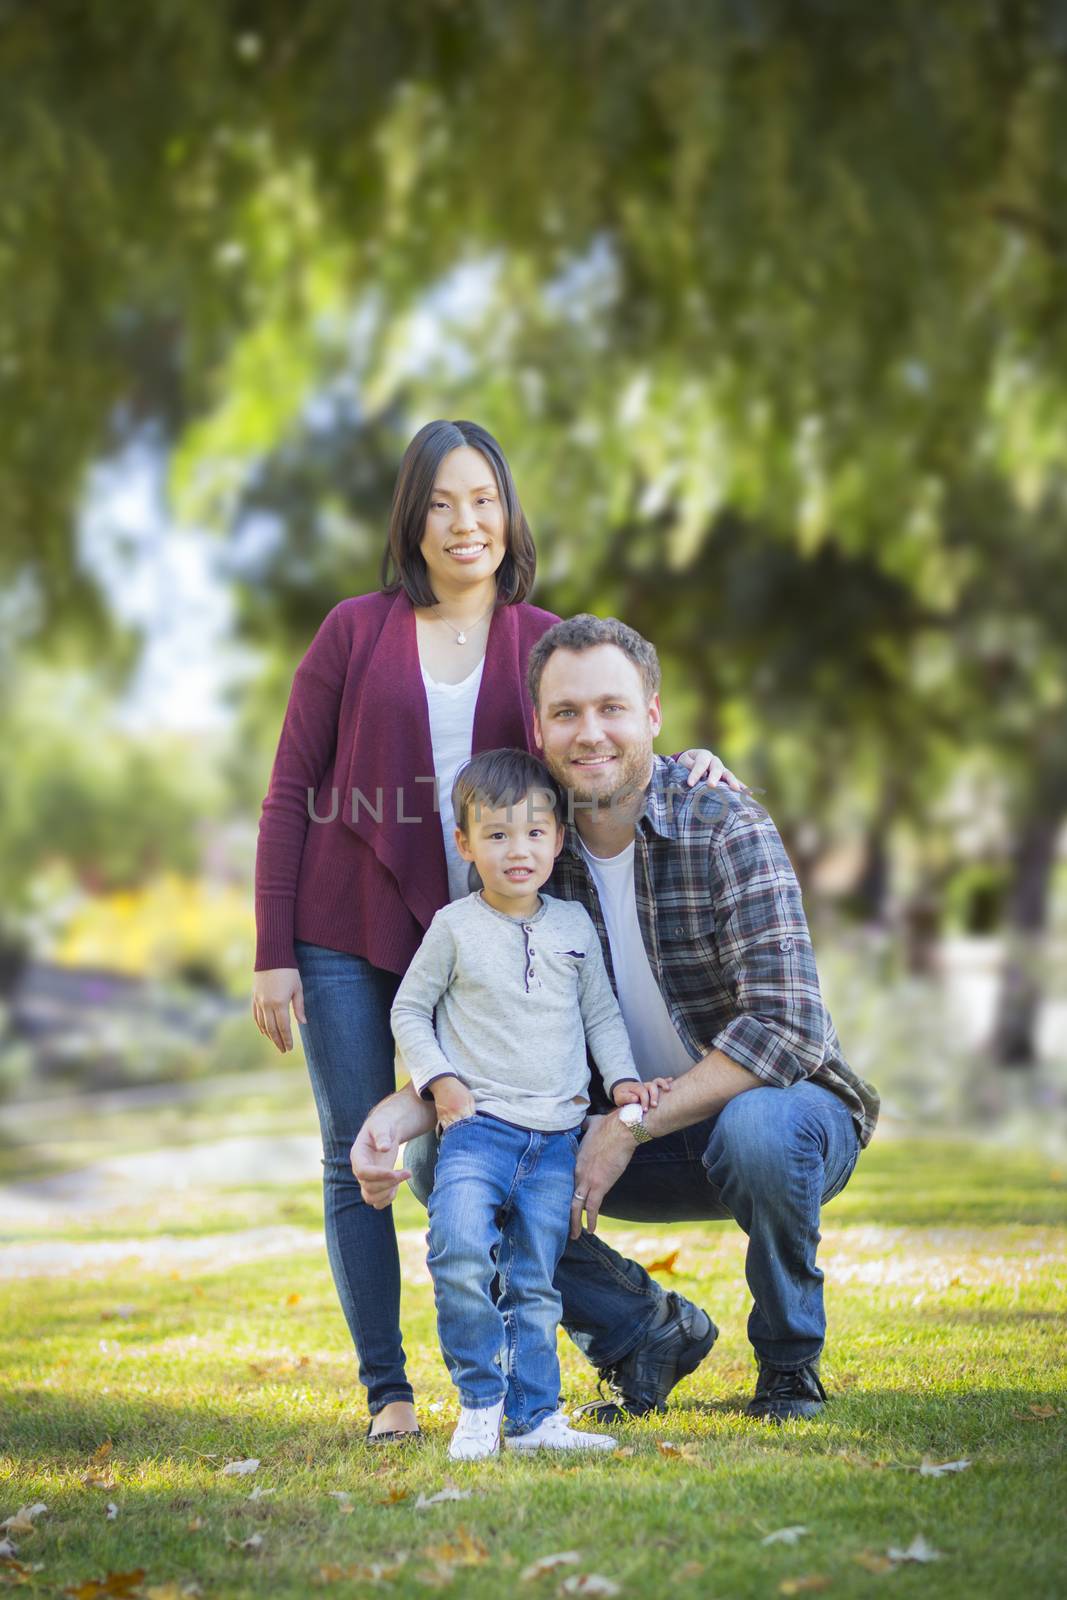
[427,1112,579,1433]
[409,1081,861,1375]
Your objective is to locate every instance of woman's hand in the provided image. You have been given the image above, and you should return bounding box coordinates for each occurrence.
[252,967,307,1053]
[676,749,743,791]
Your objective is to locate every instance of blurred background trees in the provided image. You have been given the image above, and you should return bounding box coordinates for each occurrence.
[1,1,1064,1101]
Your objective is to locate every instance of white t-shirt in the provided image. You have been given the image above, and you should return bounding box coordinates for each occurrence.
[577,835,695,1081]
[420,657,485,903]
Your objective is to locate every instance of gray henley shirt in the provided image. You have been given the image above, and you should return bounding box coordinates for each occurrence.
[390,891,640,1131]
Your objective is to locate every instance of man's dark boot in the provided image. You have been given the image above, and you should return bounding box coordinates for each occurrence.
[746,1359,827,1422]
[573,1292,718,1424]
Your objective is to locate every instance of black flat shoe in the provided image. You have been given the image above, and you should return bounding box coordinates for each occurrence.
[364,1420,422,1445]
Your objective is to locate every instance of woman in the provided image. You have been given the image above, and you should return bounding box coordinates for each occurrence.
[252,419,735,1442]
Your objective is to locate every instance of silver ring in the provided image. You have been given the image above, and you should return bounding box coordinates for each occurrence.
[573,1191,587,1201]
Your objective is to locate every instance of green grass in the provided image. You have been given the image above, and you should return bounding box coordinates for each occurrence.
[2,1142,1065,1599]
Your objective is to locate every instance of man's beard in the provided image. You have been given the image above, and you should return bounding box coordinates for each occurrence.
[549,739,654,816]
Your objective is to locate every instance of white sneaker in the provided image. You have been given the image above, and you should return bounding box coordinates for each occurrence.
[504,1408,616,1452]
[448,1398,505,1461]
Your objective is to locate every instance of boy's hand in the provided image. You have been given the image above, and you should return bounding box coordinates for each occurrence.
[612,1076,674,1110]
[431,1075,476,1131]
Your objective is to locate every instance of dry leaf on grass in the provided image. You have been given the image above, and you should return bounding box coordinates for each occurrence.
[225,1533,264,1554]
[656,1441,701,1462]
[318,1559,406,1584]
[645,1250,680,1275]
[185,1518,205,1534]
[422,1529,489,1568]
[918,1458,971,1477]
[519,1551,581,1581]
[247,1486,274,1502]
[82,1442,116,1489]
[1014,1403,1057,1420]
[378,1489,410,1506]
[1,1506,47,1535]
[558,1577,621,1597]
[761,1527,808,1546]
[0,1559,38,1588]
[414,1486,472,1510]
[670,1563,704,1582]
[286,1293,302,1307]
[610,1447,635,1460]
[64,1570,146,1600]
[854,1551,895,1575]
[220,1459,260,1477]
[778,1578,830,1596]
[887,1534,941,1564]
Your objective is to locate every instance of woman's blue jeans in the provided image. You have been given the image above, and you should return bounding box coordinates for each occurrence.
[294,940,411,1415]
[408,1080,860,1375]
[427,1113,578,1433]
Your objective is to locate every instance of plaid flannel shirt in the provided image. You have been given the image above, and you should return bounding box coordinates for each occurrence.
[548,757,879,1147]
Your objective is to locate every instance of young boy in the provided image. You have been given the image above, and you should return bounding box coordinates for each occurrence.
[390,748,670,1460]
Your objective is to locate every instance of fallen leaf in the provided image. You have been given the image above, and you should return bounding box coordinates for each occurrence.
[918,1457,971,1478]
[221,1459,260,1477]
[317,1559,406,1584]
[423,1528,489,1567]
[225,1534,263,1554]
[778,1579,830,1596]
[656,1441,701,1462]
[0,1558,32,1587]
[186,1517,205,1533]
[646,1250,679,1275]
[887,1534,941,1564]
[0,1524,31,1543]
[286,1293,302,1307]
[64,1570,146,1600]
[854,1551,895,1575]
[81,1443,116,1489]
[247,1486,274,1502]
[520,1551,581,1581]
[610,1448,635,1460]
[414,1486,472,1509]
[1026,1404,1056,1419]
[378,1489,409,1506]
[762,1527,808,1546]
[105,1504,118,1521]
[0,1506,46,1533]
[671,1563,704,1582]
[559,1578,621,1598]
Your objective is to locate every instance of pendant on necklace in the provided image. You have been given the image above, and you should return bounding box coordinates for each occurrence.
[456,632,466,645]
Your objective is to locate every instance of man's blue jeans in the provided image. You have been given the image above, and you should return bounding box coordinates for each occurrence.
[294,940,411,1416]
[427,1112,579,1433]
[408,1081,861,1374]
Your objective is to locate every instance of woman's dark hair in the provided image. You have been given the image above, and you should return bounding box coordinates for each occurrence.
[380,420,536,606]
[452,748,563,837]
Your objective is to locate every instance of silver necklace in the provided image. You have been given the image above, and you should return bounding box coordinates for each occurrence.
[433,601,495,646]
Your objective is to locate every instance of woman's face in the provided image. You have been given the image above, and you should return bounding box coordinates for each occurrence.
[419,446,507,598]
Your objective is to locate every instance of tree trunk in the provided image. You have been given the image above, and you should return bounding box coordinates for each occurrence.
[990,773,1067,1069]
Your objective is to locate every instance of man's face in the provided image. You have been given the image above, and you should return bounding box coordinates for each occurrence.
[534,645,662,808]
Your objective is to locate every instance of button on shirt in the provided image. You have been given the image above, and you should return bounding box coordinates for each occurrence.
[549,758,881,1147]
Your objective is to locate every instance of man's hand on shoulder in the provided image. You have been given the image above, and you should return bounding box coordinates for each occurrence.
[570,1111,637,1239]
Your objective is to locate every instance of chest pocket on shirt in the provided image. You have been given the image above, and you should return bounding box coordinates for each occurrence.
[659,908,717,983]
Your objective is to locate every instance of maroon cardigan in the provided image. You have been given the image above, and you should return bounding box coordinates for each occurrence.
[254,589,561,975]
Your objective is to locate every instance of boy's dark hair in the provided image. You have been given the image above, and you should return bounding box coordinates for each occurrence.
[526,613,661,710]
[380,419,536,606]
[451,748,563,836]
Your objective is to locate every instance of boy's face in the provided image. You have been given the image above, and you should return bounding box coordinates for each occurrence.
[455,787,564,908]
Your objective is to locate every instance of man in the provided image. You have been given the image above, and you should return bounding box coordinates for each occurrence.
[353,615,879,1422]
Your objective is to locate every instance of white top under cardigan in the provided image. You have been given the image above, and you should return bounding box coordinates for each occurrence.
[419,657,485,903]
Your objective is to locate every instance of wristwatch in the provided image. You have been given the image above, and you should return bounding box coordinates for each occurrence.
[618,1102,653,1144]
